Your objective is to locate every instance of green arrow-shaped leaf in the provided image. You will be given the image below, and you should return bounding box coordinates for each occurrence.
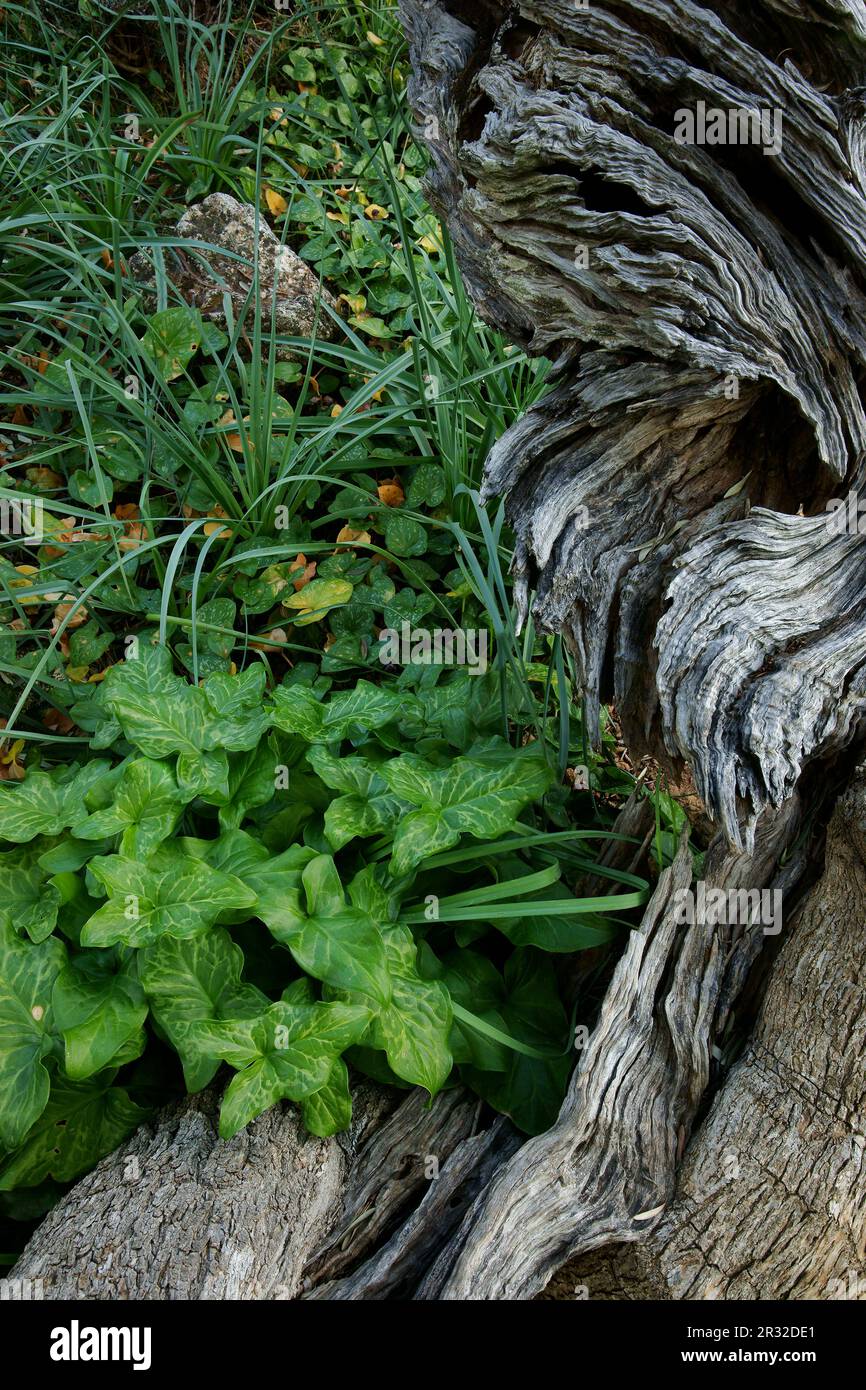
[0,845,62,943]
[192,996,371,1138]
[72,757,187,857]
[81,844,257,948]
[0,921,66,1148]
[140,928,268,1091]
[0,762,111,844]
[381,740,553,875]
[0,1073,148,1188]
[52,950,147,1080]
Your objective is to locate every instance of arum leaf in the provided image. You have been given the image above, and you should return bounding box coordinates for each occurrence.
[81,844,257,948]
[0,762,112,844]
[301,1058,352,1137]
[72,757,186,857]
[0,845,62,943]
[270,685,325,741]
[334,926,452,1095]
[103,647,267,760]
[191,998,371,1138]
[460,949,571,1135]
[200,742,281,830]
[381,741,553,875]
[0,1074,148,1189]
[102,646,207,758]
[0,921,67,1148]
[248,851,391,1004]
[52,951,147,1080]
[140,928,268,1091]
[176,749,230,801]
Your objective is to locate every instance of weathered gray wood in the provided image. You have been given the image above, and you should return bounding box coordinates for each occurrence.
[10,1085,483,1299]
[400,0,866,851]
[421,797,802,1298]
[546,766,866,1300]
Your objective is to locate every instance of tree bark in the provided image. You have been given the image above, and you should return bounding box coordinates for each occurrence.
[546,767,866,1301]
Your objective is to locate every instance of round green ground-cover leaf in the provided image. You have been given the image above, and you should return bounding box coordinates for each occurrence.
[140,306,203,381]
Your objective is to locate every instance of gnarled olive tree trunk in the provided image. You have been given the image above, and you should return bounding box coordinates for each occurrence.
[11,0,866,1298]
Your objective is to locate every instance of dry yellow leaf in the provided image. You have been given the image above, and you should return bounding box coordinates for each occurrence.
[336,525,371,547]
[338,293,366,314]
[2,738,25,765]
[11,565,40,607]
[25,466,61,489]
[265,188,288,216]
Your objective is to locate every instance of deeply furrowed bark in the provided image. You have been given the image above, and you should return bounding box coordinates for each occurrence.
[10,1085,496,1299]
[11,0,866,1299]
[399,0,866,851]
[546,768,866,1301]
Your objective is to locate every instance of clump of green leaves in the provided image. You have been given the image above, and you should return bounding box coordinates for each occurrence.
[0,647,646,1188]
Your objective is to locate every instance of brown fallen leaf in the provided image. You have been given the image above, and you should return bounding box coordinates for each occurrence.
[119,521,150,551]
[377,478,404,507]
[43,707,75,735]
[289,553,317,591]
[250,627,288,653]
